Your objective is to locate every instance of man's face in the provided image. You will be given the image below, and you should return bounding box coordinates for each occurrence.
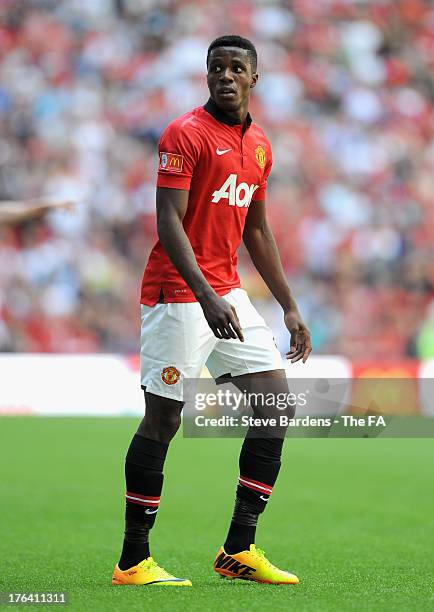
[207,47,258,112]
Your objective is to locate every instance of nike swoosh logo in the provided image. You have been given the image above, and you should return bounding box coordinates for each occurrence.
[260,495,269,502]
[216,148,232,156]
[145,508,158,514]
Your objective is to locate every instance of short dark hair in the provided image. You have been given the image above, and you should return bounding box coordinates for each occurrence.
[207,35,257,72]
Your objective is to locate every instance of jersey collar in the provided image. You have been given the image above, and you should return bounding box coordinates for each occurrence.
[204,97,252,128]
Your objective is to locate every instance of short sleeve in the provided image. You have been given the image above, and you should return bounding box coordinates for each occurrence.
[156,120,202,191]
[251,145,273,202]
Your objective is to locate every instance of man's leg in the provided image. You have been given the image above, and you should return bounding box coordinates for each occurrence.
[118,391,182,570]
[208,290,299,583]
[113,300,213,585]
[223,369,292,554]
[213,369,298,584]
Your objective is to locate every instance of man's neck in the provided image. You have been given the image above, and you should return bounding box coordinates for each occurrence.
[221,105,249,126]
[204,97,252,128]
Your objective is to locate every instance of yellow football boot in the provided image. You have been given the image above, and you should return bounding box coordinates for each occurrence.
[112,557,192,586]
[213,544,299,585]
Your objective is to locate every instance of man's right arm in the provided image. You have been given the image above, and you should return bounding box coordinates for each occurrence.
[157,186,244,341]
[0,199,75,225]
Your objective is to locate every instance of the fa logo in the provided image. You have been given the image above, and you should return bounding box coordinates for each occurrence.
[212,174,259,208]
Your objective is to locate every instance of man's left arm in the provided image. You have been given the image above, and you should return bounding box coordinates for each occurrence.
[243,200,312,363]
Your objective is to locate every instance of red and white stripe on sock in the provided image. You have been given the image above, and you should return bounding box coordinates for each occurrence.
[125,491,161,508]
[238,475,273,498]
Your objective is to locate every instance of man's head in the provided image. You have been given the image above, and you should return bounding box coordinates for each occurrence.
[206,35,258,114]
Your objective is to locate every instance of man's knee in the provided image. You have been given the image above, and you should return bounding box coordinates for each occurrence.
[137,391,183,444]
[233,369,295,435]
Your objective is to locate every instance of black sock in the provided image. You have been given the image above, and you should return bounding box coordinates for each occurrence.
[119,504,151,566]
[224,498,259,554]
[118,435,168,570]
[224,437,283,555]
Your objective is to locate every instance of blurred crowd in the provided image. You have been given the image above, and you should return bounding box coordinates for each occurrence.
[0,0,433,360]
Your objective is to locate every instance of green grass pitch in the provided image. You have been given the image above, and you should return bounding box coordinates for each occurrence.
[1,417,433,611]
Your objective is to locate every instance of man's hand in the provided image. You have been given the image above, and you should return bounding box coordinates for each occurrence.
[284,310,312,363]
[199,292,244,342]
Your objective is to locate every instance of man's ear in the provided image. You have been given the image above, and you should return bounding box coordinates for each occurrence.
[250,73,259,89]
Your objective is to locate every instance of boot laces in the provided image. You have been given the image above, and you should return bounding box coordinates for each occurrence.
[254,547,274,569]
[141,558,173,579]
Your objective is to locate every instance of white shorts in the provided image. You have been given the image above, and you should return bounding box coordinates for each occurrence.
[140,288,283,401]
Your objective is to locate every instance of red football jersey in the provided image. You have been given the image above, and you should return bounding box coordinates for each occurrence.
[140,98,272,305]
